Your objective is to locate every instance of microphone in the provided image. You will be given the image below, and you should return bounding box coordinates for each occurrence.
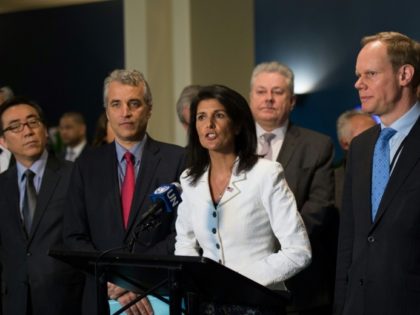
[140,182,183,222]
[128,182,182,252]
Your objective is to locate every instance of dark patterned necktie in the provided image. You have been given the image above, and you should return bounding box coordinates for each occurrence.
[22,169,37,233]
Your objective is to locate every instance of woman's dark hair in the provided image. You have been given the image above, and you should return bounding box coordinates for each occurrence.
[186,84,259,184]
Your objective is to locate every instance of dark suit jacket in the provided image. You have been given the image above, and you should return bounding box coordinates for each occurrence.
[63,136,186,314]
[334,118,420,315]
[334,160,346,211]
[279,124,338,312]
[0,155,84,315]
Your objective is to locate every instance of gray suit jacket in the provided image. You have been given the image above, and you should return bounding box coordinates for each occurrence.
[0,155,84,315]
[278,124,338,311]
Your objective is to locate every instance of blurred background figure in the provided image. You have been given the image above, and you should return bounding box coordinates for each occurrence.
[0,86,14,174]
[176,84,201,131]
[0,86,14,105]
[58,111,89,161]
[334,109,376,209]
[176,84,311,314]
[92,111,115,147]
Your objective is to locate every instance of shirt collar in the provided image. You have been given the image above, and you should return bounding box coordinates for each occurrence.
[255,121,288,140]
[17,149,48,182]
[385,101,420,136]
[67,139,87,156]
[115,134,147,163]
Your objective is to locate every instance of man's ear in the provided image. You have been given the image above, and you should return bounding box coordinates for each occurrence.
[340,138,350,151]
[290,94,297,111]
[399,64,415,87]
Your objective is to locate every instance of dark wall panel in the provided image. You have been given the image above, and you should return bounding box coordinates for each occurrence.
[255,0,420,160]
[0,0,124,138]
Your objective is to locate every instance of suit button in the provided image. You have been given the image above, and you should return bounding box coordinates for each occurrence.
[26,252,32,256]
[212,228,217,234]
[367,236,375,243]
[359,279,364,286]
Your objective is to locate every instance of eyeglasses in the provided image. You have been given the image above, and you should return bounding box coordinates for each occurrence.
[3,118,43,133]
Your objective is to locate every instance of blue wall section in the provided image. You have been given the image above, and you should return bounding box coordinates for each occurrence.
[0,0,124,138]
[254,0,420,161]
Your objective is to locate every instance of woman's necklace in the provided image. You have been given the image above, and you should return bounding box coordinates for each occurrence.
[216,175,231,203]
[210,171,232,204]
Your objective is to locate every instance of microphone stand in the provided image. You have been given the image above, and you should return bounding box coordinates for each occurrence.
[128,213,162,253]
[94,245,128,315]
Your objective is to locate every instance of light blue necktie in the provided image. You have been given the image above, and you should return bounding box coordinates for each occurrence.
[371,127,396,220]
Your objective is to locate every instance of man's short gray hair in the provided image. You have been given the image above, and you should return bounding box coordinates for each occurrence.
[103,69,152,108]
[250,61,294,95]
[176,85,201,124]
[336,109,374,141]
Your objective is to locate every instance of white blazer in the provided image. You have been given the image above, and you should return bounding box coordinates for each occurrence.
[175,158,311,290]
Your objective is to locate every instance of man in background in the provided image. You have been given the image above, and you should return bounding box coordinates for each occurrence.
[64,69,186,315]
[58,111,89,161]
[176,84,201,131]
[250,61,337,315]
[0,97,84,315]
[0,86,13,105]
[334,109,376,209]
[0,86,14,174]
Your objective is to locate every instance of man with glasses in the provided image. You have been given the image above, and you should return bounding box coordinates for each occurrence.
[0,97,84,315]
[0,86,14,174]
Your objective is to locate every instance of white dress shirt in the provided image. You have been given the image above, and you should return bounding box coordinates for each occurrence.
[385,102,420,173]
[175,158,311,290]
[65,139,87,162]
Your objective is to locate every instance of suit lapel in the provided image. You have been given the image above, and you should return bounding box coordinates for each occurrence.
[126,138,160,232]
[107,144,125,230]
[28,155,61,242]
[372,118,420,227]
[218,172,245,206]
[3,166,27,240]
[277,124,298,169]
[357,126,380,226]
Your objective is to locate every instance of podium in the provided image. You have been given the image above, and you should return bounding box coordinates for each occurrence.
[49,249,289,315]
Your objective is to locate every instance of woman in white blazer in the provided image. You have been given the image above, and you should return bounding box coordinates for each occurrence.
[175,85,311,312]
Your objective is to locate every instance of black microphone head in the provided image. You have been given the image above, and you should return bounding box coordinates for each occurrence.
[149,182,182,213]
[172,182,183,194]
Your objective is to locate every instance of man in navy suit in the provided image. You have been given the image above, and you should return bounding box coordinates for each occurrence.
[0,97,84,315]
[334,32,420,315]
[64,69,186,315]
